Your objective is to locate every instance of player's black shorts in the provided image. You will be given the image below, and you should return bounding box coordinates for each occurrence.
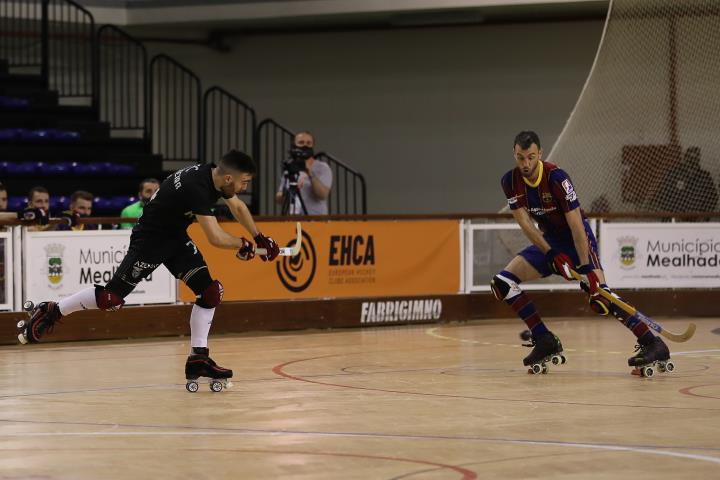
[109,231,208,294]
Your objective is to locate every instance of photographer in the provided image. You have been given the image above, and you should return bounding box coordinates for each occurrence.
[275,131,332,215]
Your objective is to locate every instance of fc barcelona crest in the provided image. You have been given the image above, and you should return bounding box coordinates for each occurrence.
[542,192,554,203]
[45,243,66,287]
[618,236,638,269]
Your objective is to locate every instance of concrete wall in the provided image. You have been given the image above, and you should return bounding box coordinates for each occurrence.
[131,20,604,213]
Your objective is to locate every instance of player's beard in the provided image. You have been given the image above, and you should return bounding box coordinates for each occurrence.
[220,184,236,199]
[521,163,537,178]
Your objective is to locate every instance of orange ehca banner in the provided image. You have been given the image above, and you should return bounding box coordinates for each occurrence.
[179,220,460,301]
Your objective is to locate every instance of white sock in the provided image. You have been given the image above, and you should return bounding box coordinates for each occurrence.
[58,287,98,316]
[190,304,214,350]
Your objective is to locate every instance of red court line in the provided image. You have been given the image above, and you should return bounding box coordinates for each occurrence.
[272,354,720,412]
[0,447,477,480]
[679,384,720,400]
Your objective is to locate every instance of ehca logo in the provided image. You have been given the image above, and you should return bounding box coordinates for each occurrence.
[277,230,316,292]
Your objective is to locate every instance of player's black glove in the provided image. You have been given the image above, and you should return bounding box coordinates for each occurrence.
[60,210,81,228]
[254,232,279,262]
[236,237,255,261]
[17,208,48,225]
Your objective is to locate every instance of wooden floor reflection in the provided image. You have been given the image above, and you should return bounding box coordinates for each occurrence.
[1,317,719,479]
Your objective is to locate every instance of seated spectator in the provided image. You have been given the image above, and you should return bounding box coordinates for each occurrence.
[275,131,333,215]
[656,146,719,219]
[57,190,98,231]
[120,178,160,229]
[0,184,50,229]
[26,186,53,232]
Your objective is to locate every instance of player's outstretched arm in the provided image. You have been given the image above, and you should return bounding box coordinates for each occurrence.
[222,195,260,237]
[196,214,247,249]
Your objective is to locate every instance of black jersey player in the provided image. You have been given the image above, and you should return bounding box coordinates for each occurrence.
[17,150,280,391]
[491,131,671,375]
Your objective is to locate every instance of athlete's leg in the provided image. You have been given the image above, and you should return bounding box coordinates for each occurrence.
[19,237,159,344]
[491,247,548,336]
[164,239,232,382]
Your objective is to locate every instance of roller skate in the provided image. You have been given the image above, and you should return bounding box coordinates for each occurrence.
[629,335,673,378]
[522,331,566,374]
[185,347,233,393]
[16,301,63,344]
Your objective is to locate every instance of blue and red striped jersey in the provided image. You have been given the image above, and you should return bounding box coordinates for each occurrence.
[501,161,586,236]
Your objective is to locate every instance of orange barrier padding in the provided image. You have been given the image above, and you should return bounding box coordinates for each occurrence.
[179,220,460,301]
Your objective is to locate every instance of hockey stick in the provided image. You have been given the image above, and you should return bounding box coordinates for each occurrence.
[256,222,302,257]
[569,269,696,343]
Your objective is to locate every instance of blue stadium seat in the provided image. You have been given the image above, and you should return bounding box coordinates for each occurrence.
[8,196,26,211]
[0,96,30,108]
[5,162,38,176]
[45,162,73,176]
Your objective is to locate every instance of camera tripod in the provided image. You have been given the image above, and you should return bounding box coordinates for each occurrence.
[281,173,308,215]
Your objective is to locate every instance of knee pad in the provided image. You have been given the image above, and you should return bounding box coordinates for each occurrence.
[95,285,126,311]
[196,280,223,309]
[490,274,522,301]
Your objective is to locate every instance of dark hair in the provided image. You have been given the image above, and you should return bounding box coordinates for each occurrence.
[514,130,541,150]
[28,186,49,200]
[138,177,160,193]
[70,190,93,204]
[0,182,6,192]
[219,149,257,175]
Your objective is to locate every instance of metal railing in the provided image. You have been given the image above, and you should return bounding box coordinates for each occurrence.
[203,85,257,207]
[149,54,201,163]
[97,24,147,138]
[255,118,367,215]
[0,0,95,102]
[255,118,294,215]
[47,0,95,102]
[316,152,367,215]
[0,0,47,75]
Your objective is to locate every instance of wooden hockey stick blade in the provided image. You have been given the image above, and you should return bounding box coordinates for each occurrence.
[570,269,696,343]
[256,222,302,257]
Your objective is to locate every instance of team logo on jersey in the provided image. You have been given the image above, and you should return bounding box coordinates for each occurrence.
[542,192,554,203]
[618,236,638,269]
[561,179,577,202]
[45,243,65,288]
[277,230,316,292]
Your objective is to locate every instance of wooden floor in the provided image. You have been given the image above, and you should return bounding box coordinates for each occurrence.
[1,317,719,479]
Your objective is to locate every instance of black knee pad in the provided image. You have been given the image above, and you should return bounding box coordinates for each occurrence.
[195,280,224,309]
[94,284,126,311]
[490,274,520,301]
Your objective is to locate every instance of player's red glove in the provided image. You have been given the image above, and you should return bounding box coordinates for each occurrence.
[545,249,574,281]
[17,207,48,225]
[254,232,279,262]
[577,264,600,295]
[236,237,255,261]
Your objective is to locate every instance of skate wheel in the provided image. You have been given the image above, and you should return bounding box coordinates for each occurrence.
[560,355,566,365]
[664,361,675,373]
[657,363,666,373]
[209,380,223,392]
[17,333,28,345]
[16,320,26,329]
[551,355,560,365]
[531,364,542,374]
[224,380,233,389]
[541,364,549,374]
[642,366,654,378]
[186,381,199,393]
[22,301,34,312]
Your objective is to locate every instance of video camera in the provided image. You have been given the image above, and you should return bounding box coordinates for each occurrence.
[283,145,314,177]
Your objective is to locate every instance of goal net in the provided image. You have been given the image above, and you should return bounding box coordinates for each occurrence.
[548,0,720,214]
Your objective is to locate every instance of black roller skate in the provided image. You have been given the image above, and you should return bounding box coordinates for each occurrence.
[17,301,63,344]
[522,331,566,374]
[185,347,233,393]
[628,336,673,378]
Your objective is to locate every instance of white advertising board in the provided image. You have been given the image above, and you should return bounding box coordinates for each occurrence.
[0,229,14,310]
[24,230,177,305]
[600,222,720,288]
